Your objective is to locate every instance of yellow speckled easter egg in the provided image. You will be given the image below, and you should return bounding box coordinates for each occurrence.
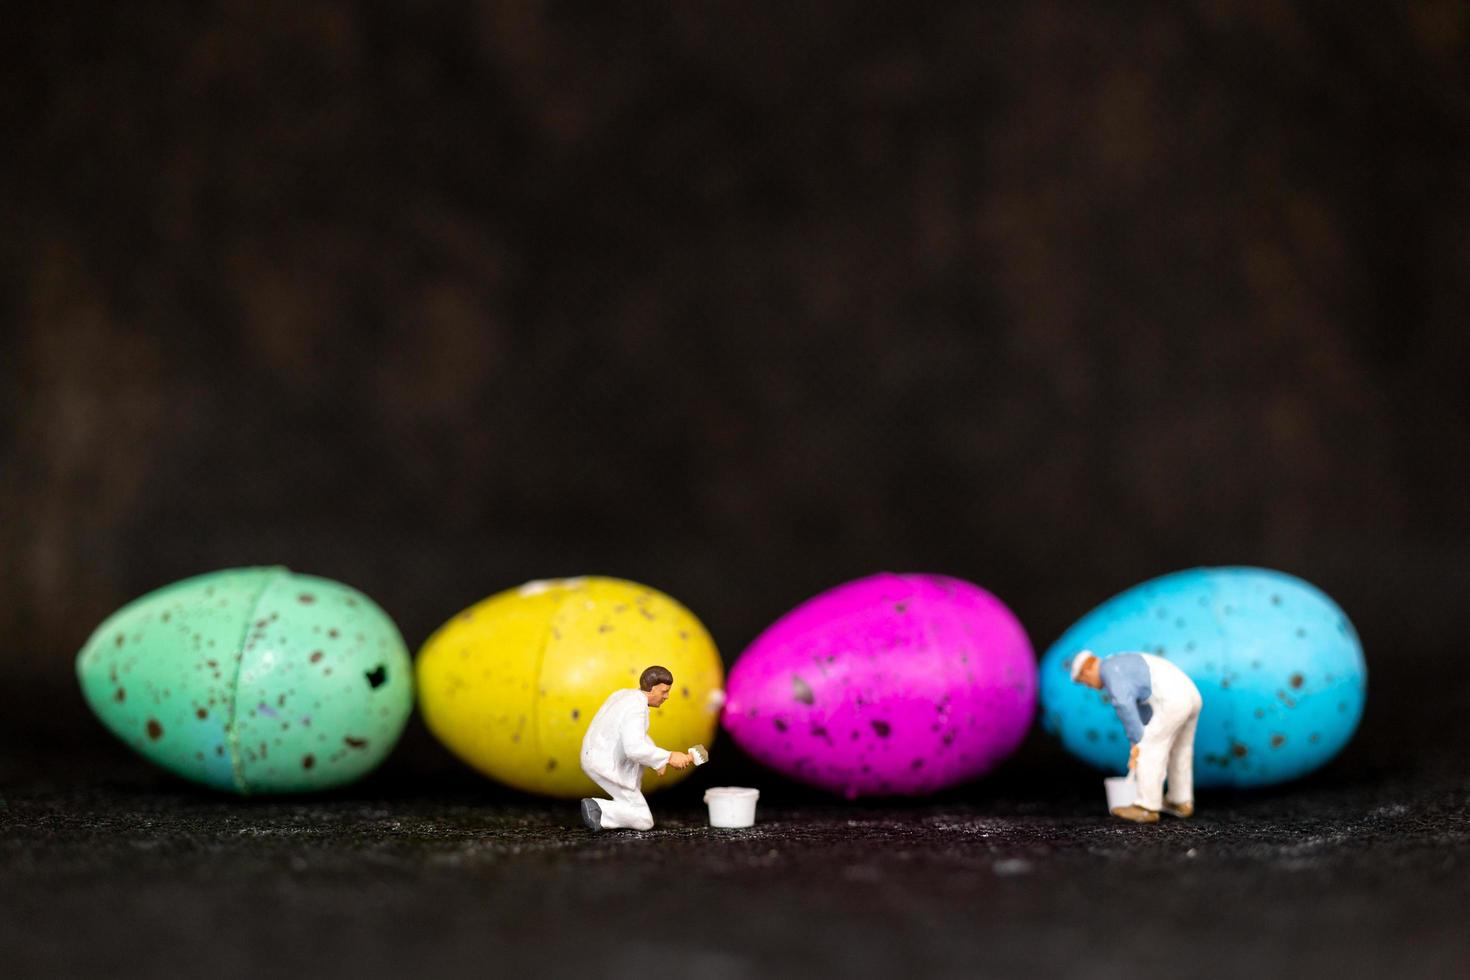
[416,577,725,797]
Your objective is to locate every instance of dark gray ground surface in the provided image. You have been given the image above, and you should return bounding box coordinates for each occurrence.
[4,744,1468,980]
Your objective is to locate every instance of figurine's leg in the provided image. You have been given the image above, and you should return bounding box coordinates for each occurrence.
[1131,727,1170,812]
[585,772,655,830]
[1164,709,1199,812]
[598,788,654,831]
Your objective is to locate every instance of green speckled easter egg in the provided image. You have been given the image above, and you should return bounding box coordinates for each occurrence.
[76,567,412,793]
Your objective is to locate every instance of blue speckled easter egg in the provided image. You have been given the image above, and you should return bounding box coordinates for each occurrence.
[1039,567,1365,788]
[76,567,413,794]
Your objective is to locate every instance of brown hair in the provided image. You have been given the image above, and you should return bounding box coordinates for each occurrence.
[639,665,674,691]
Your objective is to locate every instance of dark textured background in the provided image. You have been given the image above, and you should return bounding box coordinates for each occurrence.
[3,2,1470,977]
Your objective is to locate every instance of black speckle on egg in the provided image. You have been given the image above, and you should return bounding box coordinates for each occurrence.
[870,720,891,738]
[365,665,387,689]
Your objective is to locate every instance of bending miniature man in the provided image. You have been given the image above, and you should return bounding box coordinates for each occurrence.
[1070,649,1202,824]
[579,665,692,831]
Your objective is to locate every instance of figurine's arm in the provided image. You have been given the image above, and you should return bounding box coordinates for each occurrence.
[1103,677,1148,744]
[620,709,672,771]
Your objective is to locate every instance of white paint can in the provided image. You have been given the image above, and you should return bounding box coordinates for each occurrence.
[703,786,759,828]
[1104,774,1137,813]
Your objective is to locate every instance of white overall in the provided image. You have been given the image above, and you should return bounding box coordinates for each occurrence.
[1132,654,1202,812]
[580,688,672,831]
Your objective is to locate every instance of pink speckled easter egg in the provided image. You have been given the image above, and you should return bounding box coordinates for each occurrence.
[722,573,1036,798]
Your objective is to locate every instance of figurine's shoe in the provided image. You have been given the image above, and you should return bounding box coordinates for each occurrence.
[1162,800,1194,819]
[580,798,603,832]
[1110,805,1160,824]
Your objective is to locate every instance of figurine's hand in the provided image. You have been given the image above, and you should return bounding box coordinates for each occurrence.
[1128,744,1140,770]
[655,764,668,776]
[667,751,692,770]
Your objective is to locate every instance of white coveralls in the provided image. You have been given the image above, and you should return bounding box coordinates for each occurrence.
[580,688,672,831]
[1124,653,1202,812]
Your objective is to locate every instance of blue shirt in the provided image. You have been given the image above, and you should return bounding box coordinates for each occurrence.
[1099,653,1153,744]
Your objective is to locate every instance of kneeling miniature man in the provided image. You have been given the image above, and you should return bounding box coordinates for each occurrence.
[1070,650,1202,824]
[579,665,692,831]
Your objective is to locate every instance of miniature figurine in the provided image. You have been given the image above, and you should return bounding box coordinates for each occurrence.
[579,665,692,831]
[1070,649,1202,823]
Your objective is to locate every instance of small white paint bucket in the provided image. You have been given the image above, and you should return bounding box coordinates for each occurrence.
[1104,774,1137,813]
[704,786,759,828]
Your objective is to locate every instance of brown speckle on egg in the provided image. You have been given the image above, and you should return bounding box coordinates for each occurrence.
[146,719,163,740]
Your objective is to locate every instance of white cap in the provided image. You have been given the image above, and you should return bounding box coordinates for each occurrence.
[1069,650,1097,681]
